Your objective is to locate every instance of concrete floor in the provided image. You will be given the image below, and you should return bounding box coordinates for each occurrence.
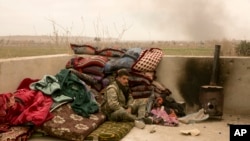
[121,114,250,141]
[28,114,250,141]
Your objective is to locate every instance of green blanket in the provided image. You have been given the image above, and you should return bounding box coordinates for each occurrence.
[85,121,134,141]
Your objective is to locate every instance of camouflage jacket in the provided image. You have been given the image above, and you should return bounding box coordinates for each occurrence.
[101,81,134,117]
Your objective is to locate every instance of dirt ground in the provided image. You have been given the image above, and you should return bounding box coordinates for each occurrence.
[28,114,250,141]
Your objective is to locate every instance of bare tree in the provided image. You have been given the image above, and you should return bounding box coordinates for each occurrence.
[114,18,132,41]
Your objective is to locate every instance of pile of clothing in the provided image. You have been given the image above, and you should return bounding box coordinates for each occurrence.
[0,69,102,141]
[0,45,186,141]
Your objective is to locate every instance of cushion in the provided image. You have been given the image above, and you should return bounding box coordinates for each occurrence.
[81,56,109,68]
[70,43,97,55]
[88,74,103,81]
[123,47,143,60]
[38,103,106,141]
[0,126,33,141]
[82,66,104,77]
[97,48,125,57]
[104,57,135,74]
[65,57,83,70]
[128,75,151,87]
[132,48,163,72]
[66,56,108,71]
[131,71,156,81]
[69,69,103,92]
[69,68,98,85]
[131,91,152,99]
[85,121,134,141]
[131,84,154,92]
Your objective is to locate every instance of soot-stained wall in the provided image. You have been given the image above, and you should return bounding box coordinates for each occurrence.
[156,56,250,115]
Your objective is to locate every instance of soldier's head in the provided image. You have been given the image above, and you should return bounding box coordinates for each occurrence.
[116,68,130,86]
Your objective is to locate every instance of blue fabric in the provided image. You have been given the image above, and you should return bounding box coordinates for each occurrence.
[104,57,135,74]
[123,47,143,60]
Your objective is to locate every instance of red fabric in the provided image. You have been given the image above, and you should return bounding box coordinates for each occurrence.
[0,93,13,123]
[1,89,53,126]
[66,56,108,71]
[16,78,39,90]
[97,48,125,57]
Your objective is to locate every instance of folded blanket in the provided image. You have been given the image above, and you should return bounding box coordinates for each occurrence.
[37,103,106,141]
[85,121,134,141]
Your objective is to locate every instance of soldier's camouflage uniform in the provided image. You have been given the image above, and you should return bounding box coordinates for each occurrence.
[101,81,148,122]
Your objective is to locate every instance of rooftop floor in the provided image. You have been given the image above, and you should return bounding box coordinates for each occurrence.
[121,114,250,141]
[28,114,250,141]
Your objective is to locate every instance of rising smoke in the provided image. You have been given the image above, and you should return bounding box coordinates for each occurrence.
[147,0,230,41]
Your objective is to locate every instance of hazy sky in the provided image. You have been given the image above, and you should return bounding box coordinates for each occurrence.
[1,0,250,41]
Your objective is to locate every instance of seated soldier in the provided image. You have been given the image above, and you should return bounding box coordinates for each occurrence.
[101,68,152,129]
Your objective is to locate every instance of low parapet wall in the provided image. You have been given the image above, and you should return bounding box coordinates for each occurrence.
[0,54,249,115]
[0,54,72,93]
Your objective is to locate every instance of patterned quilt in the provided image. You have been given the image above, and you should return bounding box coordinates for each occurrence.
[37,103,106,141]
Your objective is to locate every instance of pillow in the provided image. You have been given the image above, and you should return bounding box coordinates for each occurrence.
[81,56,109,68]
[0,126,32,141]
[87,74,103,81]
[131,91,152,99]
[82,66,104,77]
[66,56,109,70]
[132,48,163,72]
[123,47,143,60]
[70,43,97,55]
[130,71,156,81]
[128,75,151,87]
[69,69,103,92]
[97,48,125,57]
[69,68,98,85]
[131,84,154,92]
[65,57,83,70]
[104,57,135,74]
[38,103,106,141]
[85,121,134,141]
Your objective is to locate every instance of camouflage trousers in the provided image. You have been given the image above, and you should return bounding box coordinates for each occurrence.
[109,98,148,122]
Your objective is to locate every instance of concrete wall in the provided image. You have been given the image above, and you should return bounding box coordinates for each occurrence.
[0,54,72,93]
[0,54,250,115]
